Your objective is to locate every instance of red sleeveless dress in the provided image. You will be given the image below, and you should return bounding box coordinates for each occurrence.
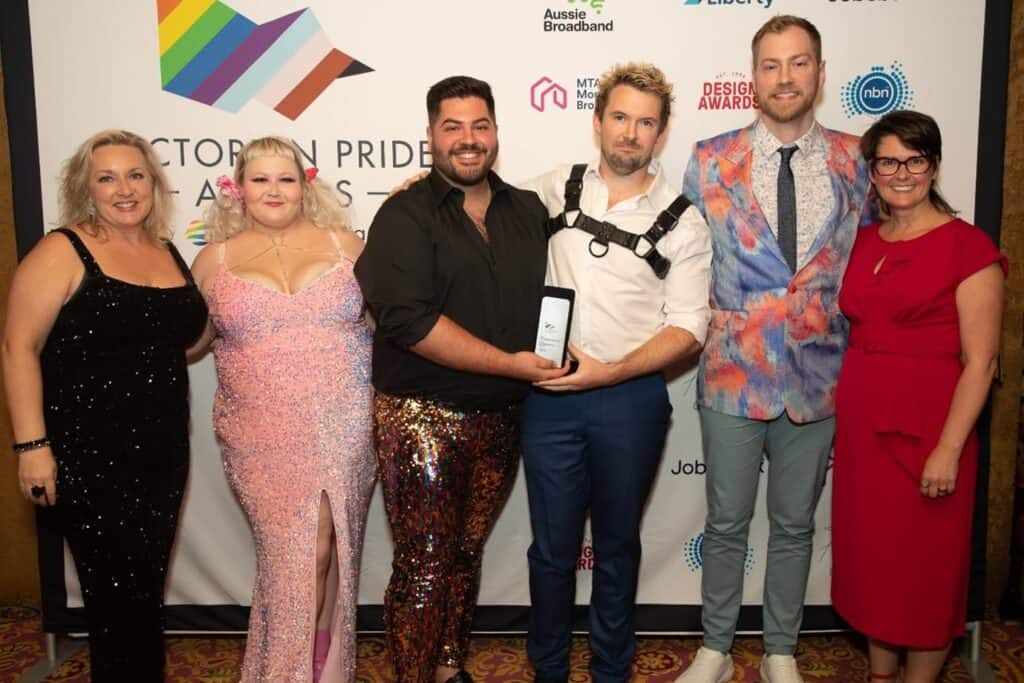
[831,219,1006,648]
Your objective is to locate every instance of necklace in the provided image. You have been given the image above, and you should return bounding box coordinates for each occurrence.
[465,211,488,241]
[463,189,491,242]
[249,226,293,292]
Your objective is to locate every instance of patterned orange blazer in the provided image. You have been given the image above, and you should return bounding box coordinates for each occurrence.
[683,123,873,423]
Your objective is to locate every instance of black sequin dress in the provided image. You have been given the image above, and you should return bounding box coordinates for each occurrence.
[39,228,207,681]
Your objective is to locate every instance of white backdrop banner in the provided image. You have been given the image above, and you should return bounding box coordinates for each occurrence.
[25,0,987,629]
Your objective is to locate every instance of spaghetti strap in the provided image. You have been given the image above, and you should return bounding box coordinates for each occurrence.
[218,241,227,265]
[52,228,101,276]
[165,241,196,285]
[327,229,345,258]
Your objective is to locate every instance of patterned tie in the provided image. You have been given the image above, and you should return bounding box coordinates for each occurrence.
[777,145,798,273]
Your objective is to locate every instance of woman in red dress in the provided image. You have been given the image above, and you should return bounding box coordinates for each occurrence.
[831,110,1006,682]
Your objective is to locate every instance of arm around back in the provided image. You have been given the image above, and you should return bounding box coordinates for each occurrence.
[186,242,221,361]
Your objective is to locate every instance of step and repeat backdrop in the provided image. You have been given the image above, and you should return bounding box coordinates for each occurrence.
[25,0,988,631]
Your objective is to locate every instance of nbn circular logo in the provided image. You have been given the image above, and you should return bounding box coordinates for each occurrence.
[841,63,914,117]
[684,532,755,575]
[684,533,705,570]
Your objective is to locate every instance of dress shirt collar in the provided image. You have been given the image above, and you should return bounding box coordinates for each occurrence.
[753,118,826,160]
[426,167,512,207]
[582,157,675,209]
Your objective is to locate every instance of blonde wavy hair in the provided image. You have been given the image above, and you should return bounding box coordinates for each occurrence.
[204,136,346,242]
[594,62,674,132]
[59,130,174,241]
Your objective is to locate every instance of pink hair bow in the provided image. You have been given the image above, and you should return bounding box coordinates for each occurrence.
[305,166,319,182]
[215,175,243,201]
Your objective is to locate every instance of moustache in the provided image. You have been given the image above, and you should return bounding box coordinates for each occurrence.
[450,144,488,155]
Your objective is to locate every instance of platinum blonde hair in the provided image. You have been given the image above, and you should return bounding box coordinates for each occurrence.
[204,136,347,242]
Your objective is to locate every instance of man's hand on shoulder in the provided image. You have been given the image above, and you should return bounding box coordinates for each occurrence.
[389,170,429,197]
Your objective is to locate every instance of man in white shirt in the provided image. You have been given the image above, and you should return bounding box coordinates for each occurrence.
[521,63,712,683]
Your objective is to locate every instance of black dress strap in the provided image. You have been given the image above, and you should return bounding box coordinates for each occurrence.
[52,227,102,276]
[165,240,196,285]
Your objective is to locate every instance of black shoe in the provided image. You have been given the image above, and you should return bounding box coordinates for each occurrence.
[444,671,474,683]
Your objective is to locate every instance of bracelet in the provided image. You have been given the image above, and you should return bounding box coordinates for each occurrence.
[12,437,50,454]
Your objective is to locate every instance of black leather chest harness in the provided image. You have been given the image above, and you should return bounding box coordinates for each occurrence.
[544,163,692,280]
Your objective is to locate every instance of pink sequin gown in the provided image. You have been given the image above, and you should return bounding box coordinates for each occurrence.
[206,238,375,682]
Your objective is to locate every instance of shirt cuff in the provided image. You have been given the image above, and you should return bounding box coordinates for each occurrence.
[665,312,710,347]
[384,310,441,349]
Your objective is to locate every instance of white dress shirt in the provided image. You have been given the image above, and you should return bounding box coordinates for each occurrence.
[522,159,712,364]
[751,120,835,269]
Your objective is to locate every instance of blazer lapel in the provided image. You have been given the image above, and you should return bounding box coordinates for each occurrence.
[716,126,788,268]
[805,130,861,260]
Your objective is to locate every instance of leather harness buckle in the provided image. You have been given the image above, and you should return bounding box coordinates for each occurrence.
[655,209,679,231]
[591,220,615,246]
[633,234,656,259]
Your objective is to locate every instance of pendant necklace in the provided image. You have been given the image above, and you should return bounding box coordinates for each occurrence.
[252,227,292,293]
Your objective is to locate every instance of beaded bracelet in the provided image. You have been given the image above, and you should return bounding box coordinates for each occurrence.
[12,437,50,454]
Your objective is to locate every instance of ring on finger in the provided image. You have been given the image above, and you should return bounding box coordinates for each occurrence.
[30,485,46,498]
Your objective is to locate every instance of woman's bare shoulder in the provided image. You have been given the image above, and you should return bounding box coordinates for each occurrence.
[331,226,365,261]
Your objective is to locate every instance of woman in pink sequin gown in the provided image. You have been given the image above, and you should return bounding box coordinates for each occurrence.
[191,137,374,683]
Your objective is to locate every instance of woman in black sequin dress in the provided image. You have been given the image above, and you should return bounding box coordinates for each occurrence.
[1,130,207,681]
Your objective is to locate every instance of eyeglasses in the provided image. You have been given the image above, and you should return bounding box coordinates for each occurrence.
[871,155,933,176]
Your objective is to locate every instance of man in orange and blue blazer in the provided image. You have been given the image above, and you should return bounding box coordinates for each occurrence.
[675,16,874,683]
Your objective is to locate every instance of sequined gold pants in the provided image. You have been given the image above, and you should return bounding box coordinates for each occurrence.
[374,393,521,683]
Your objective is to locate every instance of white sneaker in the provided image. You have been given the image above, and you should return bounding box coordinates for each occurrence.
[759,654,805,683]
[675,646,733,683]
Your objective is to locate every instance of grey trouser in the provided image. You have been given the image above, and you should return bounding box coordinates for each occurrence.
[698,407,834,654]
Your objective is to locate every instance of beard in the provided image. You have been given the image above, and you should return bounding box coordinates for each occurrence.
[431,141,498,187]
[602,140,651,176]
[757,86,818,125]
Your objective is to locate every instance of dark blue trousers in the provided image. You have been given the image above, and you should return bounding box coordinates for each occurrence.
[522,374,671,683]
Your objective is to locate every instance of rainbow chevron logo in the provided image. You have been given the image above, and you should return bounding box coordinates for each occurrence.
[158,0,372,120]
[184,220,207,246]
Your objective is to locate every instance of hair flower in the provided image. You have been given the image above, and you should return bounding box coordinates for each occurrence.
[305,166,319,182]
[215,175,243,201]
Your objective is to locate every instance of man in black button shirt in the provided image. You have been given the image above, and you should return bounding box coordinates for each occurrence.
[354,75,565,683]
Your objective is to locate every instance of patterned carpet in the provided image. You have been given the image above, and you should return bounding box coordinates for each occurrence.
[1,605,1022,682]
